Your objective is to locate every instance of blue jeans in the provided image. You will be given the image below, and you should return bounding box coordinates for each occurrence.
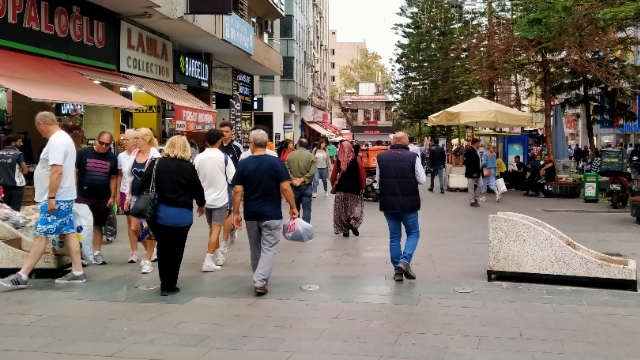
[313,168,328,193]
[485,168,497,192]
[292,183,313,223]
[631,163,639,177]
[430,165,444,191]
[383,211,420,273]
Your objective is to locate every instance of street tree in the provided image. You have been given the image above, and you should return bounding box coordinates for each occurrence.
[338,49,394,94]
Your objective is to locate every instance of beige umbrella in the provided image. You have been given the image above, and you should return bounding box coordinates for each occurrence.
[428,96,533,128]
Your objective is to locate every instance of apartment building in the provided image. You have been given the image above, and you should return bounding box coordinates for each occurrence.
[254,0,334,144]
[329,30,367,91]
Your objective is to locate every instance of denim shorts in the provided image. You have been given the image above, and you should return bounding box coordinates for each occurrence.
[34,200,75,237]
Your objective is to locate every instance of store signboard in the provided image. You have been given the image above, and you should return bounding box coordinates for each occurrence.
[352,126,394,134]
[233,69,253,104]
[230,93,243,146]
[283,124,293,130]
[174,106,216,130]
[174,52,209,89]
[223,12,254,55]
[0,0,118,69]
[119,21,173,82]
[212,59,232,95]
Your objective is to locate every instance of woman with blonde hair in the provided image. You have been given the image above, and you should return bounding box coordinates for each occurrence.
[117,129,139,262]
[482,144,500,201]
[124,128,161,273]
[139,136,205,296]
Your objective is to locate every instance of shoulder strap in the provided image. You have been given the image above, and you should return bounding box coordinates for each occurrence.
[149,159,159,193]
[224,153,230,185]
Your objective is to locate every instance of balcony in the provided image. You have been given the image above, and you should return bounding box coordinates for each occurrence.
[248,0,285,22]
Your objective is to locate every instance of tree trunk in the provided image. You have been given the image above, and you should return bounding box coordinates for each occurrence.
[542,54,554,159]
[582,82,596,158]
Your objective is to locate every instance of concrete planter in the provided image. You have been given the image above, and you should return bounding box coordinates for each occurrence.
[0,221,69,271]
[488,212,637,291]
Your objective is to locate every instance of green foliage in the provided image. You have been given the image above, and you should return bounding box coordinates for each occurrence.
[338,49,394,94]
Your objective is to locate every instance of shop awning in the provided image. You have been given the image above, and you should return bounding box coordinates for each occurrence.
[66,65,136,87]
[304,120,332,136]
[124,75,217,131]
[124,75,214,111]
[318,122,342,134]
[0,49,143,110]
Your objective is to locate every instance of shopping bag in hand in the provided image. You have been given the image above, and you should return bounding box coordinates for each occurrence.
[282,218,314,242]
[496,178,508,193]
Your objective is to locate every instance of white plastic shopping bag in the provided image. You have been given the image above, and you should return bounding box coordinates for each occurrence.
[51,203,94,264]
[496,178,508,194]
[282,218,314,242]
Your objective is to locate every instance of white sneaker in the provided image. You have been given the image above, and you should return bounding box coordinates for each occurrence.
[213,250,225,266]
[141,260,153,274]
[496,191,501,202]
[220,242,230,254]
[151,248,158,262]
[202,263,221,272]
[325,192,329,197]
[312,192,317,198]
[229,228,237,244]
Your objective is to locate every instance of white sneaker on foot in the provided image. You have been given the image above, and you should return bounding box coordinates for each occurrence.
[312,192,317,198]
[213,250,225,266]
[202,263,221,272]
[141,260,153,274]
[496,191,501,202]
[151,248,158,262]
[220,242,230,254]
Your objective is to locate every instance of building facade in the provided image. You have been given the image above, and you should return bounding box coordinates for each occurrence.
[329,30,367,92]
[255,0,332,144]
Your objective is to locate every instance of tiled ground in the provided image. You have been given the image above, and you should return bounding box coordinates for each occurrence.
[1,187,639,360]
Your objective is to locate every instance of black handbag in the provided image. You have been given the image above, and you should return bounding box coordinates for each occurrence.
[130,159,159,220]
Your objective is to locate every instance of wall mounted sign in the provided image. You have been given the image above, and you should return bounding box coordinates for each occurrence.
[223,12,254,55]
[187,0,232,14]
[352,126,394,134]
[230,93,243,146]
[211,59,232,95]
[119,21,173,82]
[58,103,84,116]
[233,68,253,104]
[0,0,117,69]
[174,51,209,89]
[283,123,293,130]
[173,106,216,129]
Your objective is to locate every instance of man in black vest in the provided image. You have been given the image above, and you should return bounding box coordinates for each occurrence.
[0,134,28,211]
[464,138,483,207]
[376,132,426,281]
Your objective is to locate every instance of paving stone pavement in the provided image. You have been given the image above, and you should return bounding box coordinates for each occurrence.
[1,187,639,360]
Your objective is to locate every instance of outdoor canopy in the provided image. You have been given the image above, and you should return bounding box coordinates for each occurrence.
[428,96,534,128]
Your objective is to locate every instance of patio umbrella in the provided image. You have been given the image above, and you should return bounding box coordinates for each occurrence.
[428,96,533,128]
[552,104,569,160]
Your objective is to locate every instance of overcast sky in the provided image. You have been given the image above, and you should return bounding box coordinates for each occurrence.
[329,0,405,69]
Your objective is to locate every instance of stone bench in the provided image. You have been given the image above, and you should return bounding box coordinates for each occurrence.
[488,212,637,291]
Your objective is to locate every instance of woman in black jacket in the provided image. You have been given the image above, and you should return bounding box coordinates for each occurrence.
[139,136,206,296]
[330,142,366,237]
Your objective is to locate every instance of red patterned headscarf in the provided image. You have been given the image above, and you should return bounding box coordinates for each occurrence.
[338,141,354,172]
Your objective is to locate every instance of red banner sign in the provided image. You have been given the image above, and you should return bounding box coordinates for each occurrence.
[174,106,216,131]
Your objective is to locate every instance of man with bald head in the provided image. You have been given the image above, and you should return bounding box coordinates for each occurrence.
[376,132,426,281]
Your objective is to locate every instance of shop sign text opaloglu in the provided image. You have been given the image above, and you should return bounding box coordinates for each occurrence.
[0,0,107,47]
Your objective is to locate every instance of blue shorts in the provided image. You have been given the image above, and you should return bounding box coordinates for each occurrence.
[34,200,75,237]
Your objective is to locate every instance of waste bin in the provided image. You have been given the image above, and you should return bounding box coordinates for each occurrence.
[583,172,599,202]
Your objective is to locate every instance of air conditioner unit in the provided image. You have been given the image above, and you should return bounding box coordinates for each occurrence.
[262,20,271,30]
[331,82,335,86]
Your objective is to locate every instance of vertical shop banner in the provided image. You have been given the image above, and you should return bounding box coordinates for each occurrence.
[230,93,243,146]
[0,0,118,69]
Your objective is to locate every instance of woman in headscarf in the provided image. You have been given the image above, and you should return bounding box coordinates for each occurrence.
[330,141,366,237]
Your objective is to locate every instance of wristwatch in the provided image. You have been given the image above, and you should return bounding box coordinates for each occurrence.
[48,196,55,200]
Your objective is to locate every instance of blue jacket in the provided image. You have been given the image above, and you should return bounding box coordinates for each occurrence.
[482,152,497,169]
[377,145,421,213]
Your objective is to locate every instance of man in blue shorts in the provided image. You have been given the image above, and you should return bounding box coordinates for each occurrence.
[0,111,85,288]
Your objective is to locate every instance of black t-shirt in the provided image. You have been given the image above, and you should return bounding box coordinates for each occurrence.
[219,141,243,167]
[232,155,291,221]
[516,162,527,177]
[544,164,557,182]
[76,147,118,200]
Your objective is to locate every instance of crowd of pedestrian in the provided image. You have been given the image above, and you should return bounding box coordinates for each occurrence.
[0,113,431,294]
